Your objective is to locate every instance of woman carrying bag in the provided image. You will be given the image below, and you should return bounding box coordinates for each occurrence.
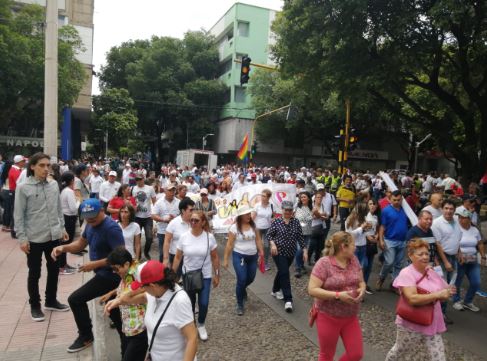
[172,211,220,341]
[386,238,456,361]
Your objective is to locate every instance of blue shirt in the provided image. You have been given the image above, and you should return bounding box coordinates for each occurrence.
[82,216,125,279]
[381,205,408,242]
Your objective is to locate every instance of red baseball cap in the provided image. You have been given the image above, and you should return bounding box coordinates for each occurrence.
[131,260,166,290]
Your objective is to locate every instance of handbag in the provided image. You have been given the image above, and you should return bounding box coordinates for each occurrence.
[182,232,209,293]
[308,303,318,327]
[395,271,434,326]
[145,290,181,361]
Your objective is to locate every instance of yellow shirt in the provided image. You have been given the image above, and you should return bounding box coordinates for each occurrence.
[336,186,355,209]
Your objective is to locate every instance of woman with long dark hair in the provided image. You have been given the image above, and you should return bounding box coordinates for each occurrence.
[118,204,141,261]
[223,205,264,315]
[345,202,372,269]
[59,171,78,275]
[107,184,136,221]
[1,160,13,232]
[364,198,380,294]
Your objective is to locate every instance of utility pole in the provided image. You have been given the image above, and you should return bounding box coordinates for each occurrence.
[43,0,58,158]
[414,133,432,174]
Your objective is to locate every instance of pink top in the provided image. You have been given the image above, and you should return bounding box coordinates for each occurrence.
[393,264,448,336]
[311,256,362,318]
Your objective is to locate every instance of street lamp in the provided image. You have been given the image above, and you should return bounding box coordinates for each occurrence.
[202,133,214,151]
[414,133,432,174]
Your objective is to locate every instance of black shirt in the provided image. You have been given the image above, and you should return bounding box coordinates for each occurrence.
[405,226,437,264]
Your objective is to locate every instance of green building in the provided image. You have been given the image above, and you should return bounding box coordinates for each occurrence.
[209,3,277,162]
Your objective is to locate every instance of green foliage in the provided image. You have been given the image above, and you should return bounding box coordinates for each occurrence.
[92,88,138,153]
[99,30,226,162]
[0,0,85,134]
[273,0,487,179]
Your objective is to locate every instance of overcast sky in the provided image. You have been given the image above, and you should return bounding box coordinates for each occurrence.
[92,0,283,94]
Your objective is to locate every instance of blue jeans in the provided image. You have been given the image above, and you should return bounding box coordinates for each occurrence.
[379,239,406,281]
[186,278,212,325]
[363,252,375,284]
[272,254,294,302]
[295,235,311,270]
[453,260,480,304]
[232,251,258,307]
[441,254,458,314]
[157,233,164,262]
[355,245,367,269]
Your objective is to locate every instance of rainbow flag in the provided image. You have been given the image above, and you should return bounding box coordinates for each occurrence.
[237,133,249,160]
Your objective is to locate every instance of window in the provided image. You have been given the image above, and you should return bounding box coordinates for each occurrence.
[223,87,231,104]
[225,28,234,42]
[234,86,246,103]
[238,21,249,37]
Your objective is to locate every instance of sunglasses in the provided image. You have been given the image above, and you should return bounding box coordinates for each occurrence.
[190,218,201,224]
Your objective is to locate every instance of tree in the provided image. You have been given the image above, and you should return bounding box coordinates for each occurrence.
[0,0,85,134]
[99,31,227,164]
[91,88,138,154]
[273,0,487,181]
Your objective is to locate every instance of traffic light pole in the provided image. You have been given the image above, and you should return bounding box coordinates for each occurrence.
[338,99,351,175]
[250,104,292,160]
[234,59,278,71]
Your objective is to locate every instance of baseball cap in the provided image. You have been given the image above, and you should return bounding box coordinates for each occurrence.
[135,171,145,179]
[200,188,208,195]
[455,208,472,218]
[131,261,166,290]
[108,171,117,177]
[316,183,325,190]
[13,155,25,163]
[166,183,176,190]
[79,199,102,219]
[125,163,131,167]
[281,200,294,210]
[250,173,257,179]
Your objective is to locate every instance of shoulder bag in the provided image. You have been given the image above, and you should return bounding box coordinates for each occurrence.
[395,271,434,326]
[145,290,181,361]
[308,302,318,327]
[182,232,209,293]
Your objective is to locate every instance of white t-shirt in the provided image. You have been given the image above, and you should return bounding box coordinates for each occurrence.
[177,231,217,278]
[132,185,156,218]
[254,203,273,229]
[321,192,337,216]
[60,187,78,216]
[422,205,442,220]
[145,285,194,361]
[165,216,190,255]
[459,225,481,255]
[152,197,180,234]
[89,175,104,193]
[229,224,258,255]
[364,212,378,237]
[119,222,141,258]
[431,216,462,255]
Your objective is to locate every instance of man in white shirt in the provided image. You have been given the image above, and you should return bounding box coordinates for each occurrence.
[152,184,180,261]
[421,192,443,220]
[99,171,121,206]
[132,172,157,259]
[232,174,247,192]
[88,169,104,199]
[431,199,462,324]
[121,163,132,185]
[183,175,200,194]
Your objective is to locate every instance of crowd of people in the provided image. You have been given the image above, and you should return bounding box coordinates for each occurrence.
[1,151,486,361]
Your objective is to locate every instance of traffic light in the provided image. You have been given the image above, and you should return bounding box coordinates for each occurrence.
[349,133,359,151]
[251,141,258,155]
[240,56,251,85]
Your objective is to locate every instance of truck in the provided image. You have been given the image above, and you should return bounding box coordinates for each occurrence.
[176,149,218,170]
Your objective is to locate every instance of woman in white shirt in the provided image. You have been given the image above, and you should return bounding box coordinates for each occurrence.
[294,192,313,278]
[364,198,380,294]
[223,205,264,316]
[452,209,486,312]
[172,211,220,341]
[118,204,141,260]
[60,171,79,275]
[89,168,104,199]
[251,189,274,270]
[345,202,372,270]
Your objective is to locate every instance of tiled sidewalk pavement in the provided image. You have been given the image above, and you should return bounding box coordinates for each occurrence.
[0,232,92,361]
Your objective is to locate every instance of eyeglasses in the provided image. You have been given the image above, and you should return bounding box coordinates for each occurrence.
[190,218,201,224]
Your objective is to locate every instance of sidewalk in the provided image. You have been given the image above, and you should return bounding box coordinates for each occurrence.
[0,232,92,361]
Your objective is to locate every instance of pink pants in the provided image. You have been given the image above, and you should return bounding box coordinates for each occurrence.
[316,312,363,361]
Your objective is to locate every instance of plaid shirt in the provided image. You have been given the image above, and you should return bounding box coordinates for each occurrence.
[117,263,146,336]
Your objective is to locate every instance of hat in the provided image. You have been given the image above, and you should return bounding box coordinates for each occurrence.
[237,205,253,216]
[79,199,102,219]
[131,261,166,291]
[135,171,145,179]
[166,183,177,190]
[455,208,472,218]
[461,194,474,202]
[316,183,325,190]
[200,188,208,195]
[250,173,257,179]
[13,155,25,163]
[170,170,178,176]
[281,200,294,210]
[108,171,117,177]
[125,163,131,167]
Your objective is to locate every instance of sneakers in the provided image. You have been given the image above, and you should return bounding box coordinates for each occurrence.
[59,267,75,275]
[294,269,302,278]
[443,314,454,325]
[265,263,271,271]
[284,301,293,313]
[31,307,45,322]
[452,301,464,311]
[365,286,373,295]
[45,300,70,312]
[476,290,487,298]
[236,305,244,316]
[271,290,284,300]
[197,323,208,341]
[375,278,384,292]
[463,302,480,312]
[67,336,94,353]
